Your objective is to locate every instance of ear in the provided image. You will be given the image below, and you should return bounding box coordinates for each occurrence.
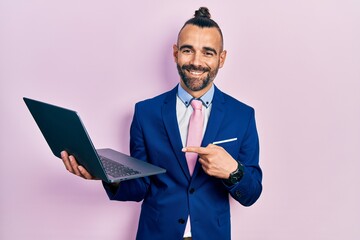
[219,50,227,68]
[173,44,179,62]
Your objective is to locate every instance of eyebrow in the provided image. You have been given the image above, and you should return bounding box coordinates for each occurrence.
[203,47,218,55]
[179,45,194,51]
[179,45,218,55]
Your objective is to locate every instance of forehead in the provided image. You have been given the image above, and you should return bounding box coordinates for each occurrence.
[178,24,222,50]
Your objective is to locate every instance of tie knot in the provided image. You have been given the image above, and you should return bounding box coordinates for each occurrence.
[190,99,202,110]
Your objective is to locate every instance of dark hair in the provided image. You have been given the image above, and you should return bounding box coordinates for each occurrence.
[178,7,224,49]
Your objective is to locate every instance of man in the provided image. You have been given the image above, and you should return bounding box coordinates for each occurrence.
[62,7,262,240]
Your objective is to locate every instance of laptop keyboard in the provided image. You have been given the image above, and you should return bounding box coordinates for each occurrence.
[100,156,140,178]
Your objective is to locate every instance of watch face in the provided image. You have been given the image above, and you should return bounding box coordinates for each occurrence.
[230,170,243,184]
[226,162,244,185]
[230,175,239,184]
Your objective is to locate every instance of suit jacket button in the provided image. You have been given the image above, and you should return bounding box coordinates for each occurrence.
[235,190,241,197]
[189,188,195,194]
[178,218,185,224]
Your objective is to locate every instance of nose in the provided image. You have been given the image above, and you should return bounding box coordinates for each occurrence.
[189,51,203,66]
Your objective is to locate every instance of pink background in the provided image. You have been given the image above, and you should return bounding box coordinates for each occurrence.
[1,0,360,239]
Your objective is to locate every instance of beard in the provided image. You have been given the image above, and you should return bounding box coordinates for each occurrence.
[176,63,219,92]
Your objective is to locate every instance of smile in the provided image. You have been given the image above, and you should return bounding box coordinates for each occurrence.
[188,70,205,76]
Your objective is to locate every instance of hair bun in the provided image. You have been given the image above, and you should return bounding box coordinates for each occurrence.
[194,7,211,19]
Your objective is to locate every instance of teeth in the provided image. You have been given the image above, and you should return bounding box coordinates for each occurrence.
[189,70,203,75]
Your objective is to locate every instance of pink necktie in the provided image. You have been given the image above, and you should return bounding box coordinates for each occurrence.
[185,99,204,176]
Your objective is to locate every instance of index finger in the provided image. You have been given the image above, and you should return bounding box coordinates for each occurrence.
[61,151,73,172]
[182,146,209,154]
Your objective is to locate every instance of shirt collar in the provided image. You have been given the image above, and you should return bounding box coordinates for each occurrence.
[177,84,214,108]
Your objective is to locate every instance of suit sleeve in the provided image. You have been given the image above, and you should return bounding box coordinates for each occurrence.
[103,103,150,202]
[224,108,262,206]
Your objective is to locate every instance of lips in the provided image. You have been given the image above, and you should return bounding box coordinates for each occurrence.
[182,65,209,77]
[188,70,205,76]
[182,64,209,72]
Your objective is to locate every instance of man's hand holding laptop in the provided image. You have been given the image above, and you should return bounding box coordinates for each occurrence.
[61,151,97,180]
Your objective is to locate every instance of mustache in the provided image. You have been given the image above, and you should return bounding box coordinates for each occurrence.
[181,64,210,72]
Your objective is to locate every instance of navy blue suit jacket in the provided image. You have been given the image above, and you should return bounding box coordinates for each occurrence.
[104,85,262,240]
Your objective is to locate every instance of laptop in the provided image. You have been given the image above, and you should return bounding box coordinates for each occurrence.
[23,97,166,183]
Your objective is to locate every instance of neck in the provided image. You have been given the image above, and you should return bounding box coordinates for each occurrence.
[180,81,213,99]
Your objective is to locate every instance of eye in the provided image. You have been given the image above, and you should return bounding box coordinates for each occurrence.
[182,49,193,54]
[204,51,214,57]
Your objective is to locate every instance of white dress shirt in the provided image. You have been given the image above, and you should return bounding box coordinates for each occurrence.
[176,84,214,238]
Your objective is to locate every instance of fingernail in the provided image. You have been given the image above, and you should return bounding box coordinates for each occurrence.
[182,147,186,152]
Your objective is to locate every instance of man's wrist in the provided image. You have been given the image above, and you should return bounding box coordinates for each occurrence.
[107,182,120,194]
[223,162,244,186]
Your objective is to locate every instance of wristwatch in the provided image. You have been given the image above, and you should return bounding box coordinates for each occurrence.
[224,162,244,186]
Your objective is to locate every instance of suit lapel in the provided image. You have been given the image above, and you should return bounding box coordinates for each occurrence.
[162,86,191,180]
